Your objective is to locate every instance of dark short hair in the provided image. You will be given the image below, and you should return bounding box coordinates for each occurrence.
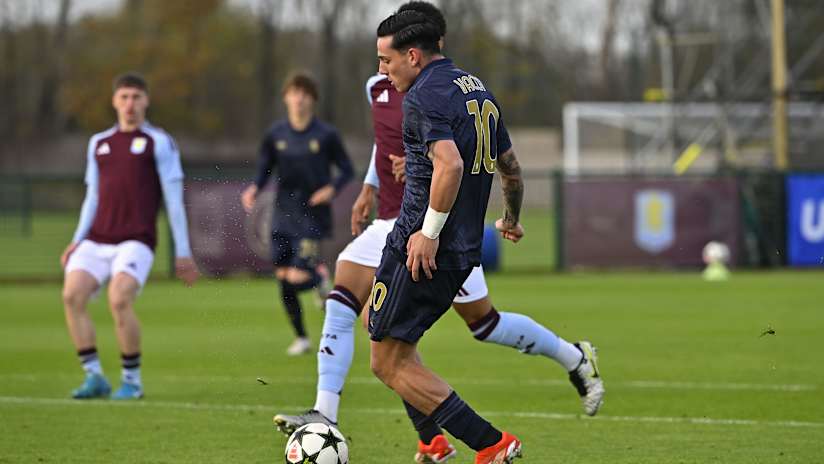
[112,72,148,94]
[397,1,446,37]
[281,71,319,100]
[376,10,441,54]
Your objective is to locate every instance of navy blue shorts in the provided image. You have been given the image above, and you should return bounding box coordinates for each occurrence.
[368,249,472,344]
[271,232,319,271]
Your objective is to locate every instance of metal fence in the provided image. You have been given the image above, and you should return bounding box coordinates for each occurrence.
[0,168,558,281]
[0,167,793,282]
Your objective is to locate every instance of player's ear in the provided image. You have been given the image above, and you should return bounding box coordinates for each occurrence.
[408,47,421,66]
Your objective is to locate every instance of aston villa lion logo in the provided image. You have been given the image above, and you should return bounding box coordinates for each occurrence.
[634,190,675,254]
[130,137,147,155]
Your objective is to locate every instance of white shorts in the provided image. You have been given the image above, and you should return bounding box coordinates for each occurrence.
[337,218,488,303]
[65,240,155,288]
[452,266,488,304]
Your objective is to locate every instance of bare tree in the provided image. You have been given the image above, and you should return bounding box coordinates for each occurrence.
[0,0,17,140]
[35,0,70,134]
[314,0,346,123]
[600,0,621,96]
[258,0,283,130]
[125,0,143,40]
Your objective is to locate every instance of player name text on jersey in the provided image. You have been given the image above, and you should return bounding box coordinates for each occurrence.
[452,75,487,94]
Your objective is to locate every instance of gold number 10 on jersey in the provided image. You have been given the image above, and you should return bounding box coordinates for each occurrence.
[466,99,500,175]
[370,280,388,312]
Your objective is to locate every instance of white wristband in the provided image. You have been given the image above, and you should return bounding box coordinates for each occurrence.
[421,207,449,239]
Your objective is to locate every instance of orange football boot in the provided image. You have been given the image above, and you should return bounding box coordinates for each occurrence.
[474,431,522,464]
[414,434,457,463]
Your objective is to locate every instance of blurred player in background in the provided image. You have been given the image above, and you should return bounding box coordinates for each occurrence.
[274,3,603,462]
[242,72,353,355]
[60,73,198,401]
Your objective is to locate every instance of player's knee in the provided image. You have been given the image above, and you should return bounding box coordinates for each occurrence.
[370,360,389,384]
[285,268,309,284]
[371,346,410,387]
[334,262,374,305]
[370,354,394,386]
[62,287,86,310]
[108,292,133,314]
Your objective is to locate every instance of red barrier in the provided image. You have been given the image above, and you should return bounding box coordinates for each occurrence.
[562,177,741,268]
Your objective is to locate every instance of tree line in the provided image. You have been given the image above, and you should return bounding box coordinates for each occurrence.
[1,0,822,162]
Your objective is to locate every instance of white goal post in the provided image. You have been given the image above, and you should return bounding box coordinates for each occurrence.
[562,102,824,175]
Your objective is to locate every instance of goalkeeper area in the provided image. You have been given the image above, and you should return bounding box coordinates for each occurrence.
[562,102,824,175]
[1,272,821,463]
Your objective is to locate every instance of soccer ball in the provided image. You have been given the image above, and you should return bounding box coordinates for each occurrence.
[702,241,730,264]
[284,423,348,464]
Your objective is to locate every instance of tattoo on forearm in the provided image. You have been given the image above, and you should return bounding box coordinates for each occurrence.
[497,149,523,225]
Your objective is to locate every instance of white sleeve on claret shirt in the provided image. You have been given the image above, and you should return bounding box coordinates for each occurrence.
[71,135,101,243]
[151,128,191,258]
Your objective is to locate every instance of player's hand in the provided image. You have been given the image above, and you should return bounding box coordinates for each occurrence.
[60,242,79,269]
[241,185,258,213]
[406,231,438,282]
[308,184,335,206]
[351,184,376,236]
[495,218,524,243]
[388,154,406,183]
[175,257,199,287]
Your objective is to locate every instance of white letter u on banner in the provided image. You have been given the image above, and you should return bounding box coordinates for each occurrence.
[801,199,824,242]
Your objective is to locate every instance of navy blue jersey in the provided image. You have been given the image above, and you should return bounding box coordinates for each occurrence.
[254,117,353,238]
[386,58,512,270]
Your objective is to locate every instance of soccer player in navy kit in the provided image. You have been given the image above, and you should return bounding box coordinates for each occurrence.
[242,72,353,356]
[368,11,527,463]
[274,6,603,463]
[61,73,198,400]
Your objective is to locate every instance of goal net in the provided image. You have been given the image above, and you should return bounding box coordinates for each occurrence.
[562,102,824,175]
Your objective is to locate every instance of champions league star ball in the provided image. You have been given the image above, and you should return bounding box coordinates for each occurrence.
[284,423,348,464]
[702,241,730,264]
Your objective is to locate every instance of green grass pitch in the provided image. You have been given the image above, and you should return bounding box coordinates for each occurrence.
[1,271,822,463]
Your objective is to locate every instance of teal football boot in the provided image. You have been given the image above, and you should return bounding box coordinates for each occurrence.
[111,382,144,400]
[71,373,111,399]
